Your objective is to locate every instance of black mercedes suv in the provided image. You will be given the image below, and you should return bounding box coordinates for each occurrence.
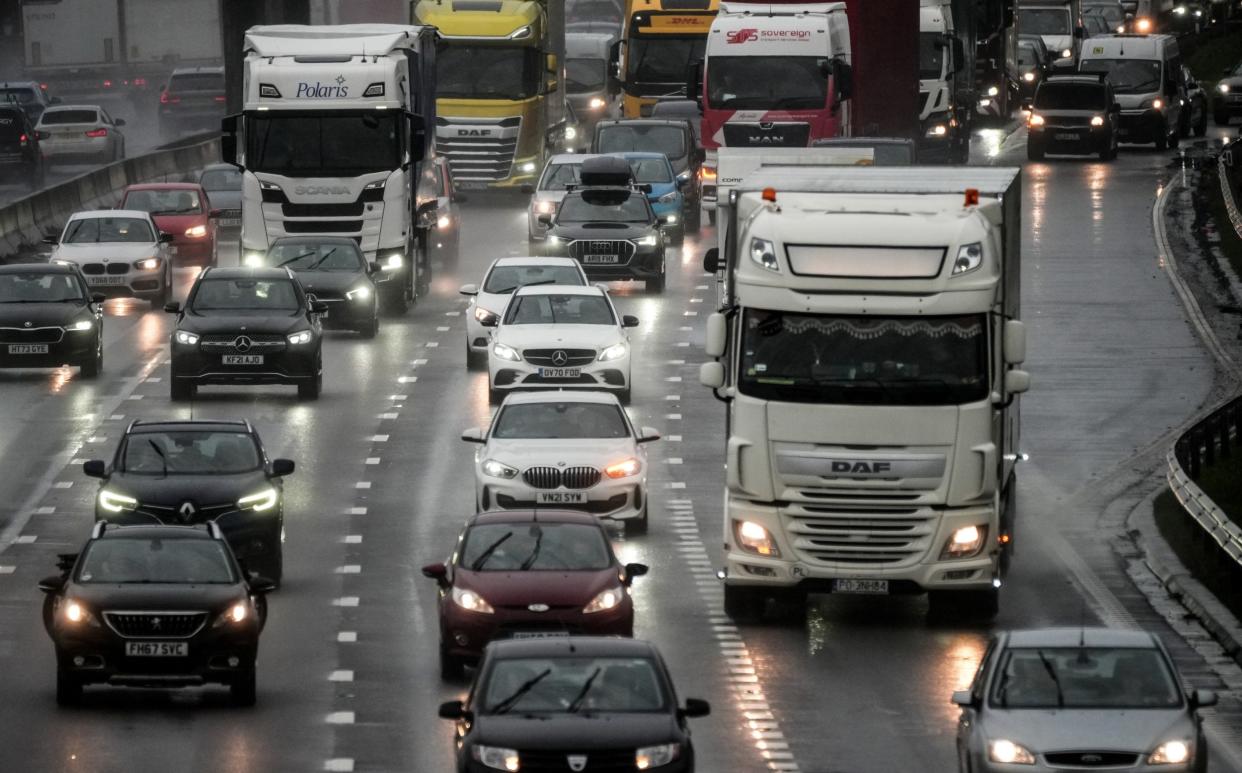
[166,266,326,400]
[38,521,275,706]
[83,419,295,582]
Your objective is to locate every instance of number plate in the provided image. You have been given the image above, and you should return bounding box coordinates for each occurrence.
[223,354,264,365]
[832,579,889,595]
[87,275,128,286]
[8,344,48,354]
[1117,127,1130,136]
[582,254,619,264]
[125,641,188,657]
[1055,132,1080,140]
[538,367,580,378]
[511,631,569,640]
[537,491,586,504]
[220,218,241,227]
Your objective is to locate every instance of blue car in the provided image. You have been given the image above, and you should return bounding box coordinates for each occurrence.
[608,152,687,244]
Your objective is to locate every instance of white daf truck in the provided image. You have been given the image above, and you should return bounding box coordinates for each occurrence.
[222,24,439,312]
[699,166,1029,621]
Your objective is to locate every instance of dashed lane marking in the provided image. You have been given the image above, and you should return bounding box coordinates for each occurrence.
[354,482,371,490]
[333,597,359,608]
[665,413,682,420]
[15,536,36,544]
[34,507,54,515]
[370,435,389,442]
[329,670,354,682]
[366,458,380,465]
[324,760,355,772]
[338,632,357,643]
[425,341,439,348]
[377,413,399,420]
[344,536,362,544]
[326,712,355,725]
[346,507,367,516]
[0,566,15,574]
[668,435,682,442]
[436,326,450,332]
[53,482,72,489]
[398,376,418,383]
[336,565,361,575]
[388,395,408,401]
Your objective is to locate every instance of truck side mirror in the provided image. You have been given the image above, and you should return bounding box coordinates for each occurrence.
[1005,369,1031,395]
[833,60,853,101]
[951,37,966,77]
[705,312,727,357]
[700,361,725,389]
[1003,320,1026,365]
[686,59,703,109]
[537,213,553,226]
[703,247,719,273]
[220,114,239,167]
[406,112,426,162]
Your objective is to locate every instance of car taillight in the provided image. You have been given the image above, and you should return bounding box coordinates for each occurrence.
[160,92,180,104]
[213,95,226,102]
[85,128,107,138]
[133,77,147,87]
[18,133,28,146]
[102,79,113,88]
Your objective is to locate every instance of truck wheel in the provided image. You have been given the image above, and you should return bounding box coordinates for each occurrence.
[723,585,766,622]
[686,204,701,234]
[707,208,716,226]
[79,336,102,378]
[928,588,999,622]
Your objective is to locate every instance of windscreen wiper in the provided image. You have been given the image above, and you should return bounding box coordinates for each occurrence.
[1035,650,1066,708]
[565,667,602,713]
[148,439,169,479]
[491,667,553,715]
[519,526,544,571]
[306,248,338,271]
[494,279,557,294]
[277,251,317,268]
[470,531,513,571]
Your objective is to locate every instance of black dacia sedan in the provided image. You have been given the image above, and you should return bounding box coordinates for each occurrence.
[166,266,325,400]
[0,263,103,376]
[39,522,275,706]
[439,637,710,772]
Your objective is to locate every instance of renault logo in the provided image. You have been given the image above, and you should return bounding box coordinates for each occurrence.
[567,756,587,772]
[233,336,253,352]
[551,350,568,366]
[178,501,197,521]
[528,603,549,612]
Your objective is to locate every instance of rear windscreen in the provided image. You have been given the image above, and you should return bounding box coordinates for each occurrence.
[169,74,224,93]
[1035,83,1108,110]
[41,109,98,125]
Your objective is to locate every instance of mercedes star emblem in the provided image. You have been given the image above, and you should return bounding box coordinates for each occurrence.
[527,603,550,613]
[23,321,31,328]
[568,756,588,772]
[233,336,253,353]
[178,501,197,521]
[551,350,568,366]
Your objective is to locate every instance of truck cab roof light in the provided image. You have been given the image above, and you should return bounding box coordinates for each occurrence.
[964,188,979,207]
[762,188,777,203]
[363,82,385,97]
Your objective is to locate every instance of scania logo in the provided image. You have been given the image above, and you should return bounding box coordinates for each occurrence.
[457,128,492,137]
[567,756,588,772]
[527,603,550,612]
[726,28,759,44]
[551,350,568,366]
[233,336,253,352]
[831,461,893,475]
[178,501,197,521]
[294,185,350,196]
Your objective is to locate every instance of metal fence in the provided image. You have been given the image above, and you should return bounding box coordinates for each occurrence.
[1168,392,1242,566]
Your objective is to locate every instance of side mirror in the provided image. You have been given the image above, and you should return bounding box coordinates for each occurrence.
[221,114,240,166]
[439,700,469,720]
[114,118,126,127]
[406,113,426,163]
[700,361,725,389]
[163,301,181,313]
[1003,320,1026,365]
[248,576,278,594]
[91,293,106,304]
[833,60,853,101]
[42,234,59,245]
[546,53,558,75]
[38,575,66,594]
[622,314,639,328]
[520,183,535,194]
[209,208,222,219]
[479,315,498,328]
[271,458,295,476]
[1191,689,1218,708]
[421,562,450,587]
[159,232,175,244]
[459,284,479,297]
[368,261,382,274]
[680,698,711,719]
[537,213,553,227]
[702,247,719,274]
[1005,369,1031,395]
[705,312,727,357]
[951,690,977,708]
[461,427,486,443]
[1074,25,1085,38]
[311,300,329,314]
[637,426,661,444]
[624,562,648,584]
[1111,101,1121,113]
[82,459,106,478]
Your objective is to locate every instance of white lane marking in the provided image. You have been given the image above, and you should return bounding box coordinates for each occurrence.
[683,311,698,316]
[333,597,359,607]
[667,359,685,365]
[366,458,380,465]
[665,376,682,382]
[398,376,418,383]
[665,413,682,420]
[388,395,408,401]
[325,712,355,724]
[336,565,362,574]
[86,436,105,443]
[665,395,679,401]
[15,536,36,544]
[436,326,450,332]
[668,435,682,442]
[53,482,73,489]
[329,670,354,682]
[425,341,439,348]
[666,482,686,489]
[338,631,357,643]
[354,482,371,490]
[324,760,355,772]
[0,566,15,574]
[412,359,428,366]
[445,311,461,316]
[378,412,399,420]
[667,458,683,465]
[347,507,367,516]
[344,535,362,544]
[679,326,693,331]
[108,414,124,421]
[371,435,389,442]
[69,458,87,465]
[126,395,143,400]
[35,506,55,515]
[690,298,704,303]
[676,342,691,347]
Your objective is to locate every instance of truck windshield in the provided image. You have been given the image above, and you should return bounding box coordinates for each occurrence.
[707,57,829,110]
[738,310,989,405]
[626,36,706,89]
[1079,59,1162,94]
[246,112,400,177]
[918,33,946,80]
[435,44,541,100]
[567,58,607,92]
[1018,8,1071,34]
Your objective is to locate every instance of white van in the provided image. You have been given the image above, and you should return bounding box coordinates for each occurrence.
[1079,33,1185,149]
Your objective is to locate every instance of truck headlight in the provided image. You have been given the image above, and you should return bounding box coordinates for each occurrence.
[1220,84,1231,94]
[437,214,451,230]
[952,242,983,275]
[598,342,627,362]
[238,487,278,512]
[636,743,681,769]
[346,286,371,302]
[987,85,1000,97]
[1023,71,1036,82]
[583,586,625,613]
[174,330,200,345]
[286,330,313,345]
[382,254,403,271]
[481,459,519,479]
[1149,740,1191,765]
[733,519,780,557]
[99,489,137,512]
[243,252,265,267]
[453,587,495,614]
[926,123,948,138]
[988,740,1035,765]
[491,342,521,362]
[941,525,987,559]
[1060,48,1072,59]
[749,237,779,272]
[519,161,536,174]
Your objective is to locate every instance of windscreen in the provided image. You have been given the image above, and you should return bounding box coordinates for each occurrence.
[738,311,989,405]
[1079,59,1162,94]
[707,56,829,110]
[626,35,705,87]
[0,273,85,303]
[267,242,365,272]
[483,264,585,293]
[1085,4,1124,27]
[596,125,686,159]
[435,44,541,100]
[63,217,154,244]
[919,33,946,80]
[40,109,98,125]
[538,162,584,191]
[200,167,242,192]
[625,156,672,184]
[991,647,1181,709]
[78,538,235,584]
[1019,8,1071,34]
[483,657,667,714]
[123,430,262,474]
[503,294,616,325]
[246,112,400,176]
[1,87,37,105]
[1035,83,1108,109]
[492,401,629,439]
[168,73,224,92]
[461,523,612,571]
[124,189,202,215]
[191,278,300,312]
[559,193,650,223]
[1017,44,1041,67]
[567,58,607,92]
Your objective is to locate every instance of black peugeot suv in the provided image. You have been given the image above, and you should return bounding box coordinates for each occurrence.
[1025,73,1121,162]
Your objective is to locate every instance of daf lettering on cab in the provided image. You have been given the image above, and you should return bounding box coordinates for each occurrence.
[221,24,438,313]
[699,166,1029,622]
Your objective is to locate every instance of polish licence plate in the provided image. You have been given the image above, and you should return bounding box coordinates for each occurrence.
[8,344,48,354]
[832,579,889,595]
[582,254,618,264]
[223,354,263,365]
[126,641,188,657]
[538,368,580,378]
[511,631,569,640]
[220,218,240,227]
[537,492,586,504]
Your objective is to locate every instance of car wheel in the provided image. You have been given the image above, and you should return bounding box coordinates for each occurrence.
[466,343,486,371]
[359,316,379,340]
[155,273,171,308]
[170,379,196,401]
[723,584,766,622]
[927,588,999,622]
[298,372,322,401]
[626,504,648,535]
[440,644,465,681]
[230,664,257,707]
[56,665,82,706]
[79,336,102,378]
[686,204,701,234]
[1169,128,1180,149]
[254,546,283,586]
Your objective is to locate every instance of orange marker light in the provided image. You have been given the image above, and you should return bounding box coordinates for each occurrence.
[762,187,777,202]
[964,188,980,207]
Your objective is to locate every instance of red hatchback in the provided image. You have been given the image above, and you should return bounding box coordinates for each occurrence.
[119,183,219,266]
[422,510,647,679]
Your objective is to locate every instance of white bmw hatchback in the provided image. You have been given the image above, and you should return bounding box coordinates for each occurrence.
[486,284,637,403]
[461,390,660,533]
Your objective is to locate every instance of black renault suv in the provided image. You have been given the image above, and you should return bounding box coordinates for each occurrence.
[38,521,275,706]
[166,266,326,400]
[83,419,295,582]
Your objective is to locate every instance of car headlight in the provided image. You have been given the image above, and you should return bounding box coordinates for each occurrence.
[547,234,562,246]
[492,342,521,362]
[733,519,780,557]
[472,745,517,770]
[589,96,606,109]
[1060,48,1072,59]
[482,458,519,479]
[665,214,678,224]
[212,599,252,627]
[382,253,403,271]
[749,237,779,272]
[636,743,681,769]
[1149,741,1191,765]
[62,599,101,627]
[1028,113,1045,127]
[286,330,313,345]
[565,125,578,140]
[658,191,678,204]
[952,242,983,275]
[987,85,1000,97]
[437,214,451,230]
[534,200,555,215]
[452,587,495,614]
[605,458,641,478]
[636,234,659,247]
[66,319,93,332]
[243,252,265,267]
[1143,98,1164,110]
[474,306,499,326]
[941,524,987,559]
[238,487,278,512]
[1220,83,1231,94]
[583,585,625,613]
[1090,115,1105,127]
[345,286,371,302]
[134,257,161,271]
[1023,71,1036,82]
[98,489,137,513]
[988,740,1036,765]
[598,342,627,361]
[184,224,208,238]
[926,123,948,138]
[174,330,199,346]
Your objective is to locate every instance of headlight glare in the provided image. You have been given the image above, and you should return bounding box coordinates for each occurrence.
[238,487,278,512]
[534,200,555,215]
[474,306,499,325]
[583,585,625,613]
[382,254,403,271]
[1028,113,1045,127]
[452,587,495,614]
[346,286,371,302]
[989,740,1036,765]
[942,524,987,558]
[67,319,93,331]
[636,743,680,769]
[184,225,208,238]
[62,599,99,626]
[927,123,948,137]
[437,215,451,229]
[734,519,780,557]
[987,85,1000,97]
[1090,115,1105,127]
[134,257,161,271]
[1220,84,1231,94]
[482,459,519,479]
[286,330,313,345]
[604,458,641,478]
[99,489,137,512]
[519,161,537,174]
[589,96,606,109]
[1060,48,1072,58]
[598,342,627,361]
[1149,740,1191,765]
[472,744,517,770]
[174,330,200,345]
[242,252,265,267]
[953,242,983,275]
[213,599,252,627]
[491,342,521,362]
[749,237,779,272]
[1023,71,1036,82]
[637,234,659,247]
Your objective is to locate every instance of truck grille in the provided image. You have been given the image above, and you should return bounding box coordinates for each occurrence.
[783,505,935,566]
[436,116,522,183]
[567,240,635,263]
[722,122,810,147]
[104,612,208,639]
[522,466,601,490]
[260,186,384,252]
[524,348,596,366]
[0,326,64,344]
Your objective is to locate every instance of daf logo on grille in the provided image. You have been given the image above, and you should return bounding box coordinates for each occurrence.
[528,603,549,612]
[568,756,588,772]
[178,501,197,521]
[150,617,162,630]
[551,350,568,366]
[233,336,253,352]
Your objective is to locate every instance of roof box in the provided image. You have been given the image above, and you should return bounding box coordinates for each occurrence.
[579,155,634,188]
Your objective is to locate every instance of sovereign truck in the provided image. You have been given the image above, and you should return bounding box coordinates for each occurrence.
[699,166,1029,621]
[614,0,720,118]
[412,0,567,190]
[222,24,438,312]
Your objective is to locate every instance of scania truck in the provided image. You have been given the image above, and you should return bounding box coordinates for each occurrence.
[412,0,567,190]
[699,165,1029,621]
[222,24,438,312]
[614,0,720,118]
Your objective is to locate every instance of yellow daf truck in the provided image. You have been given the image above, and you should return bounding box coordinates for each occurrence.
[614,0,720,118]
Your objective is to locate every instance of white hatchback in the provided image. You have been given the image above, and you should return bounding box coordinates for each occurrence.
[47,210,173,306]
[487,284,636,403]
[35,105,125,165]
[461,390,660,532]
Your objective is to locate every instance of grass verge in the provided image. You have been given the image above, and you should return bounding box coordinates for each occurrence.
[1154,488,1242,622]
[1202,162,1242,282]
